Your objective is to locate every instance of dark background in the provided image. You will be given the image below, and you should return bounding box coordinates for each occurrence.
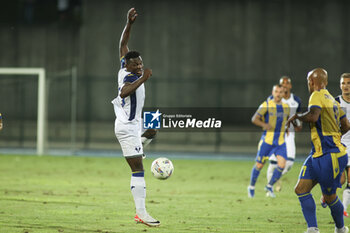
[0,0,349,154]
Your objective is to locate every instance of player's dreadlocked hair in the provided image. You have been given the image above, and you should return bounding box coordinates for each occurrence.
[125,51,141,63]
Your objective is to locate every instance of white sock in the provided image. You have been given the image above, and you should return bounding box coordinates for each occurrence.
[141,137,152,147]
[131,173,147,216]
[282,160,294,175]
[307,227,319,233]
[267,163,277,183]
[343,188,350,211]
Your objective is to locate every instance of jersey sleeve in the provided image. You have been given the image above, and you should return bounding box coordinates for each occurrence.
[308,91,322,110]
[335,96,341,103]
[285,103,290,116]
[340,107,346,120]
[123,74,138,83]
[256,101,268,117]
[120,56,126,68]
[294,95,302,113]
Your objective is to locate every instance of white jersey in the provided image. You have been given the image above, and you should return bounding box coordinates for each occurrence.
[111,58,145,127]
[336,95,350,146]
[282,93,302,133]
[112,57,145,157]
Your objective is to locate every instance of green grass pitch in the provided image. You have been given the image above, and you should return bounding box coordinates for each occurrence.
[0,154,348,233]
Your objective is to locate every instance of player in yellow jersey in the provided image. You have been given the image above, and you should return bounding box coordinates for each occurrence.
[248,84,290,198]
[287,68,350,233]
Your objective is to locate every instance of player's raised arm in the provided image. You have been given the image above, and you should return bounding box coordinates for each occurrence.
[119,8,138,59]
[120,68,152,98]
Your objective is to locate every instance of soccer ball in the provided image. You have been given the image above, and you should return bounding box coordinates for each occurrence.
[151,157,174,179]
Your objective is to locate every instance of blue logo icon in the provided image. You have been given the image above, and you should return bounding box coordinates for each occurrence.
[143,109,162,129]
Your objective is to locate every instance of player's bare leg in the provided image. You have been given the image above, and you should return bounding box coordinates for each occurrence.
[126,156,160,227]
[142,129,157,147]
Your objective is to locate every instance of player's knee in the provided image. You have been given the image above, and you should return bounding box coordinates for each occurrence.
[277,162,285,169]
[341,172,346,185]
[276,156,286,168]
[256,162,264,170]
[126,156,144,172]
[323,194,337,204]
[294,186,301,195]
[294,183,305,195]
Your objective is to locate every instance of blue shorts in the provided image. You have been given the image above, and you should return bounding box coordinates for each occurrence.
[255,140,287,164]
[299,152,348,195]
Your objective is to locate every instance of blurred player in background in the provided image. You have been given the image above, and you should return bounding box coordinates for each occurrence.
[0,113,2,130]
[335,73,350,217]
[267,76,302,192]
[287,68,349,233]
[248,84,290,198]
[111,8,160,227]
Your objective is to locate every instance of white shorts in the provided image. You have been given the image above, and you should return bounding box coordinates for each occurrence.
[114,119,143,157]
[270,132,295,162]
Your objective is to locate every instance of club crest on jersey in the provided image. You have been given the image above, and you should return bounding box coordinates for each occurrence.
[135,146,141,153]
[143,109,162,129]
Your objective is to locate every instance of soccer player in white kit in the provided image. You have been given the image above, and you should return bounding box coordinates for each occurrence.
[336,73,350,217]
[267,77,302,191]
[111,8,160,227]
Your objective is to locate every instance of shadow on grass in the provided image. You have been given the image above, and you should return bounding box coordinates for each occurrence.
[0,197,98,206]
[0,222,118,233]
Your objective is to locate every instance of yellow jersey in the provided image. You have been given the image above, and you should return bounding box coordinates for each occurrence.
[256,99,290,145]
[308,89,347,157]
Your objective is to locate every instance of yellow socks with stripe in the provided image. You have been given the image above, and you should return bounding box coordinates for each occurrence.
[329,196,344,229]
[268,166,283,186]
[131,171,146,216]
[297,192,317,228]
[249,165,261,187]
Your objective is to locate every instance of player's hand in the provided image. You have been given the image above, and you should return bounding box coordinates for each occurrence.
[262,123,272,131]
[143,68,152,80]
[127,8,138,24]
[286,114,298,130]
[294,125,302,132]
